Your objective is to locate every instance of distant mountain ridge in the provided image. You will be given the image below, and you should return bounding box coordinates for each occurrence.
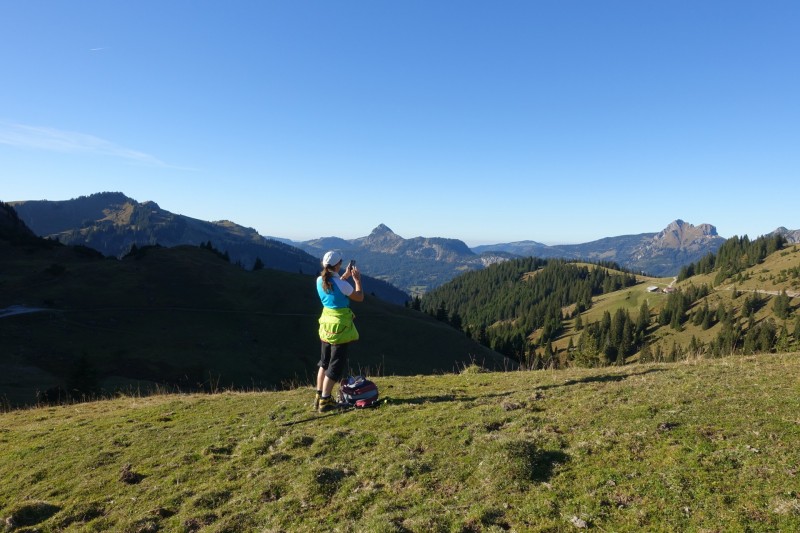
[472,220,727,276]
[8,193,410,305]
[773,226,800,244]
[290,224,509,294]
[11,193,798,294]
[10,192,314,269]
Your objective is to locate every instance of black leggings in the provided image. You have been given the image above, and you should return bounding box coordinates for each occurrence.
[318,341,349,381]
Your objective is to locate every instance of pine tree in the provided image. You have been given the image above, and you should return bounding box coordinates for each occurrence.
[637,300,650,334]
[757,319,777,352]
[701,308,712,330]
[450,311,463,332]
[773,290,791,320]
[670,310,683,332]
[615,343,625,366]
[776,323,791,353]
[435,301,448,322]
[743,327,758,354]
[688,335,702,357]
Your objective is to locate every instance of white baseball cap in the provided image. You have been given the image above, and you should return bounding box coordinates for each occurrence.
[322,250,342,267]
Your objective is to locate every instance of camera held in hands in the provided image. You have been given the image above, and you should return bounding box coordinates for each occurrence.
[347,259,356,269]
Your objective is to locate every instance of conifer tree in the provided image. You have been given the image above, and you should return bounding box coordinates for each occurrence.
[757,319,777,352]
[743,327,758,354]
[435,301,448,322]
[776,323,791,353]
[701,308,713,330]
[450,311,463,332]
[620,318,633,358]
[637,300,650,334]
[773,289,791,320]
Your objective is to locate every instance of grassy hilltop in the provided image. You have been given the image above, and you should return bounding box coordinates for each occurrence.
[2,353,799,532]
[0,239,504,407]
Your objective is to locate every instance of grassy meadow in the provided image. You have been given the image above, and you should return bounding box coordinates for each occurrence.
[2,353,799,532]
[0,242,503,407]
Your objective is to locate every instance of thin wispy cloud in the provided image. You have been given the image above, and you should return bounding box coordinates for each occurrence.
[0,123,172,167]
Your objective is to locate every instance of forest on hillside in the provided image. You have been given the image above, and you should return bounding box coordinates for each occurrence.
[418,235,800,369]
[418,258,638,365]
[678,232,787,284]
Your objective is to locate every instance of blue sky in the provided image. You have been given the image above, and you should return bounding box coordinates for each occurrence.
[1,1,798,245]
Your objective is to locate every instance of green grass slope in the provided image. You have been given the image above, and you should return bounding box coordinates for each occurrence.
[553,246,800,359]
[0,241,504,407]
[1,354,798,531]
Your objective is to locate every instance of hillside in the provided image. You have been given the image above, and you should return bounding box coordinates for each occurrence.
[9,193,409,305]
[0,201,37,242]
[563,237,800,363]
[422,237,800,368]
[9,192,317,271]
[0,223,505,407]
[1,354,798,531]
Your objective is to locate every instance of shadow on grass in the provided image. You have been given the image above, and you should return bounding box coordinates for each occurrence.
[534,368,667,391]
[279,406,357,427]
[278,393,516,426]
[495,440,570,484]
[387,392,514,405]
[531,450,570,482]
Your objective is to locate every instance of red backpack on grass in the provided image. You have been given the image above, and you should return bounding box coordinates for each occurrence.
[338,375,379,408]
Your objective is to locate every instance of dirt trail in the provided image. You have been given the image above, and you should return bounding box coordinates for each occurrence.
[715,286,800,298]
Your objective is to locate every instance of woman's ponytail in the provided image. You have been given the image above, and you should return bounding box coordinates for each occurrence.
[320,265,335,293]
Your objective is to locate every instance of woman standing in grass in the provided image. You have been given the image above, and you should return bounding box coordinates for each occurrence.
[314,250,363,412]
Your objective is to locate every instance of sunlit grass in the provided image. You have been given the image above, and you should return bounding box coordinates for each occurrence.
[2,353,799,531]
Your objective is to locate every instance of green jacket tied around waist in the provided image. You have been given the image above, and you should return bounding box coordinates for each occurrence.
[318,307,359,345]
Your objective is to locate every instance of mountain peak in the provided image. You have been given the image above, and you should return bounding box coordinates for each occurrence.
[371,223,396,235]
[663,219,717,235]
[653,220,720,250]
[667,219,686,229]
[361,224,402,248]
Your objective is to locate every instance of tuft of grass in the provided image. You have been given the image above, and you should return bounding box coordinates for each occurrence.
[1,353,799,531]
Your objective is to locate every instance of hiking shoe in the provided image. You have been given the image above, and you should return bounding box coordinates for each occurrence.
[312,391,321,411]
[317,396,339,413]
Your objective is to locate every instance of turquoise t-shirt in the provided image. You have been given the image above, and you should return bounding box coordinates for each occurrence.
[316,276,353,309]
